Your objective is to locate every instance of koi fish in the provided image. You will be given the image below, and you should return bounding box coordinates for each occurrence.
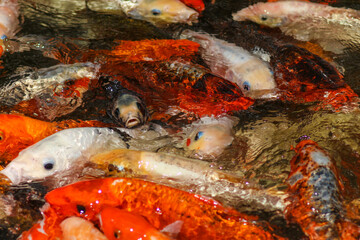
[19,177,284,240]
[0,62,100,120]
[100,60,255,118]
[285,140,360,239]
[232,1,360,54]
[86,0,198,26]
[0,114,112,165]
[180,30,276,98]
[99,207,174,240]
[0,127,131,185]
[48,39,254,117]
[90,148,288,214]
[60,216,108,240]
[0,0,20,53]
[183,116,235,159]
[102,79,149,128]
[211,21,358,109]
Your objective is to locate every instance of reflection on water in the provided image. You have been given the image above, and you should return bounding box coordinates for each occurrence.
[1,0,360,239]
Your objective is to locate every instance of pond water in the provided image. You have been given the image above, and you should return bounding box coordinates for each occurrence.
[1,0,360,239]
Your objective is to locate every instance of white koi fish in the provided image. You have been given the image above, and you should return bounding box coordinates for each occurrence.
[180,30,276,97]
[233,0,360,54]
[0,127,132,184]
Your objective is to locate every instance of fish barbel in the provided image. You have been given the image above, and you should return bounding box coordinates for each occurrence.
[0,114,112,165]
[86,0,198,25]
[180,30,276,98]
[285,140,360,239]
[233,1,360,54]
[19,177,285,240]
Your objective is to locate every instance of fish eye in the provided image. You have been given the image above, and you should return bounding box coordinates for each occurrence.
[151,9,161,16]
[260,15,268,21]
[194,131,204,141]
[114,108,120,118]
[43,158,55,170]
[76,205,86,215]
[243,81,250,91]
[0,131,3,141]
[114,229,121,239]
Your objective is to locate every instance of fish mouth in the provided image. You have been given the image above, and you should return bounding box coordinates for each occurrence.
[125,117,142,128]
[0,167,20,185]
[186,12,199,25]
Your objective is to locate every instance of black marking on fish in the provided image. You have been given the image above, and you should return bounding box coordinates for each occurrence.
[309,167,343,224]
[108,127,131,149]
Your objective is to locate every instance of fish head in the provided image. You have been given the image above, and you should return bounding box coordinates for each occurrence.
[99,207,166,240]
[127,0,199,25]
[111,92,148,128]
[0,134,80,184]
[226,60,276,96]
[232,2,287,28]
[185,123,234,158]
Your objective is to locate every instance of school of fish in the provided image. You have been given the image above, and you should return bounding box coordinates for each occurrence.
[0,0,360,239]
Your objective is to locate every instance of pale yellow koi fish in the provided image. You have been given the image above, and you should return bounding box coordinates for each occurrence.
[233,0,360,54]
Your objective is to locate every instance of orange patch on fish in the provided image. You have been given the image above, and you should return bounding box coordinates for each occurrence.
[180,0,205,13]
[20,178,284,240]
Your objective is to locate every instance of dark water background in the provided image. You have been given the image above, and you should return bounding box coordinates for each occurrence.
[1,0,360,239]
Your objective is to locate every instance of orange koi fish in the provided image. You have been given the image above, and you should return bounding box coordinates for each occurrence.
[285,140,360,239]
[0,114,112,165]
[19,178,284,240]
[100,207,173,240]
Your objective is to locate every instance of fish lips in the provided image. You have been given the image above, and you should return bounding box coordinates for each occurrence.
[0,165,22,185]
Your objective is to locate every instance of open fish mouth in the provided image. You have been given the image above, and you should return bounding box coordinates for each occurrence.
[125,117,142,128]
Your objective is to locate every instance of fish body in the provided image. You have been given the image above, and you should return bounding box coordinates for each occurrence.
[101,61,255,118]
[60,216,108,240]
[179,0,204,13]
[0,127,130,184]
[0,62,100,120]
[233,1,360,54]
[286,140,360,239]
[100,207,171,240]
[180,30,276,97]
[19,177,283,240]
[0,114,111,165]
[86,0,198,25]
[213,21,358,109]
